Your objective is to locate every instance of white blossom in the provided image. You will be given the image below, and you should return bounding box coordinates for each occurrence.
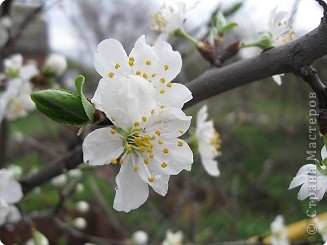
[93,35,192,110]
[0,16,12,48]
[51,174,67,187]
[83,75,193,212]
[289,146,327,201]
[67,168,82,178]
[265,8,295,47]
[0,78,35,123]
[162,230,183,245]
[195,105,221,176]
[131,230,148,245]
[75,201,89,213]
[73,217,87,230]
[3,54,38,80]
[25,230,49,245]
[271,215,289,245]
[0,169,23,206]
[43,53,67,76]
[6,164,23,179]
[149,1,187,41]
[272,74,284,86]
[315,218,327,242]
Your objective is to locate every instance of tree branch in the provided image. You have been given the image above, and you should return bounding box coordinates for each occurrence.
[184,19,327,108]
[19,6,327,195]
[20,145,83,195]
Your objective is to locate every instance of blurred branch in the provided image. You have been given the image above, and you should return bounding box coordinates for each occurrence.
[20,145,83,195]
[1,0,13,16]
[0,119,9,168]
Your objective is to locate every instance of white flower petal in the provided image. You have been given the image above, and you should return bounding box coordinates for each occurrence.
[322,146,327,160]
[82,127,124,165]
[113,154,149,212]
[100,76,156,129]
[152,41,182,84]
[155,83,192,108]
[130,35,159,79]
[94,38,130,78]
[200,156,220,176]
[146,108,191,138]
[1,179,22,204]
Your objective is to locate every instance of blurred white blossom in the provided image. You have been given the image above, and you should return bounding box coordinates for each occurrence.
[25,230,49,245]
[162,230,183,245]
[0,16,12,48]
[315,218,327,242]
[131,230,148,245]
[195,105,221,176]
[0,78,35,123]
[3,54,38,80]
[271,215,289,245]
[73,217,87,230]
[75,201,89,213]
[51,174,67,187]
[43,53,67,77]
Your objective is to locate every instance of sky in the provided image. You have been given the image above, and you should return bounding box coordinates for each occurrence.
[46,0,323,65]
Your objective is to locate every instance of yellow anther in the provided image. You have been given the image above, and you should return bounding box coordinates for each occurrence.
[136,70,141,75]
[129,57,135,62]
[134,165,139,172]
[134,121,140,127]
[108,72,115,78]
[178,129,184,134]
[115,63,120,69]
[133,131,140,136]
[139,146,146,152]
[129,61,134,66]
[146,60,151,65]
[151,73,157,78]
[119,158,124,165]
[147,148,153,153]
[178,141,184,147]
[161,162,168,168]
[126,144,132,152]
[167,82,172,88]
[155,130,161,136]
[142,116,147,122]
[160,78,166,84]
[149,153,154,158]
[111,158,117,164]
[160,89,165,94]
[151,109,156,114]
[158,140,164,144]
[163,147,169,153]
[150,135,156,140]
[110,128,117,134]
[160,105,166,109]
[143,136,150,141]
[164,65,169,70]
[143,73,148,79]
[148,177,155,183]
[143,158,149,164]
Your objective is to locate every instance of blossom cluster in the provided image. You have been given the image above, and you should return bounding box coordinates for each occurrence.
[0,53,67,123]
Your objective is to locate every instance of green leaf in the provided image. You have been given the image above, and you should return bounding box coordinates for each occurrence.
[223,2,243,16]
[31,89,89,125]
[75,75,96,121]
[212,11,226,31]
[220,22,238,34]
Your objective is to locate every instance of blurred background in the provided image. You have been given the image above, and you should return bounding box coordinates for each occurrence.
[1,0,327,244]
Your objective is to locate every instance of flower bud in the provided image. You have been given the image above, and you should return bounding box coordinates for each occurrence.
[43,54,67,76]
[131,230,148,245]
[75,201,89,213]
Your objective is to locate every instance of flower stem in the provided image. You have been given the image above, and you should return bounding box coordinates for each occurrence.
[173,28,199,46]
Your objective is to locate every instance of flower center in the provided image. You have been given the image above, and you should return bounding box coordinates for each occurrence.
[210,130,222,155]
[151,11,168,31]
